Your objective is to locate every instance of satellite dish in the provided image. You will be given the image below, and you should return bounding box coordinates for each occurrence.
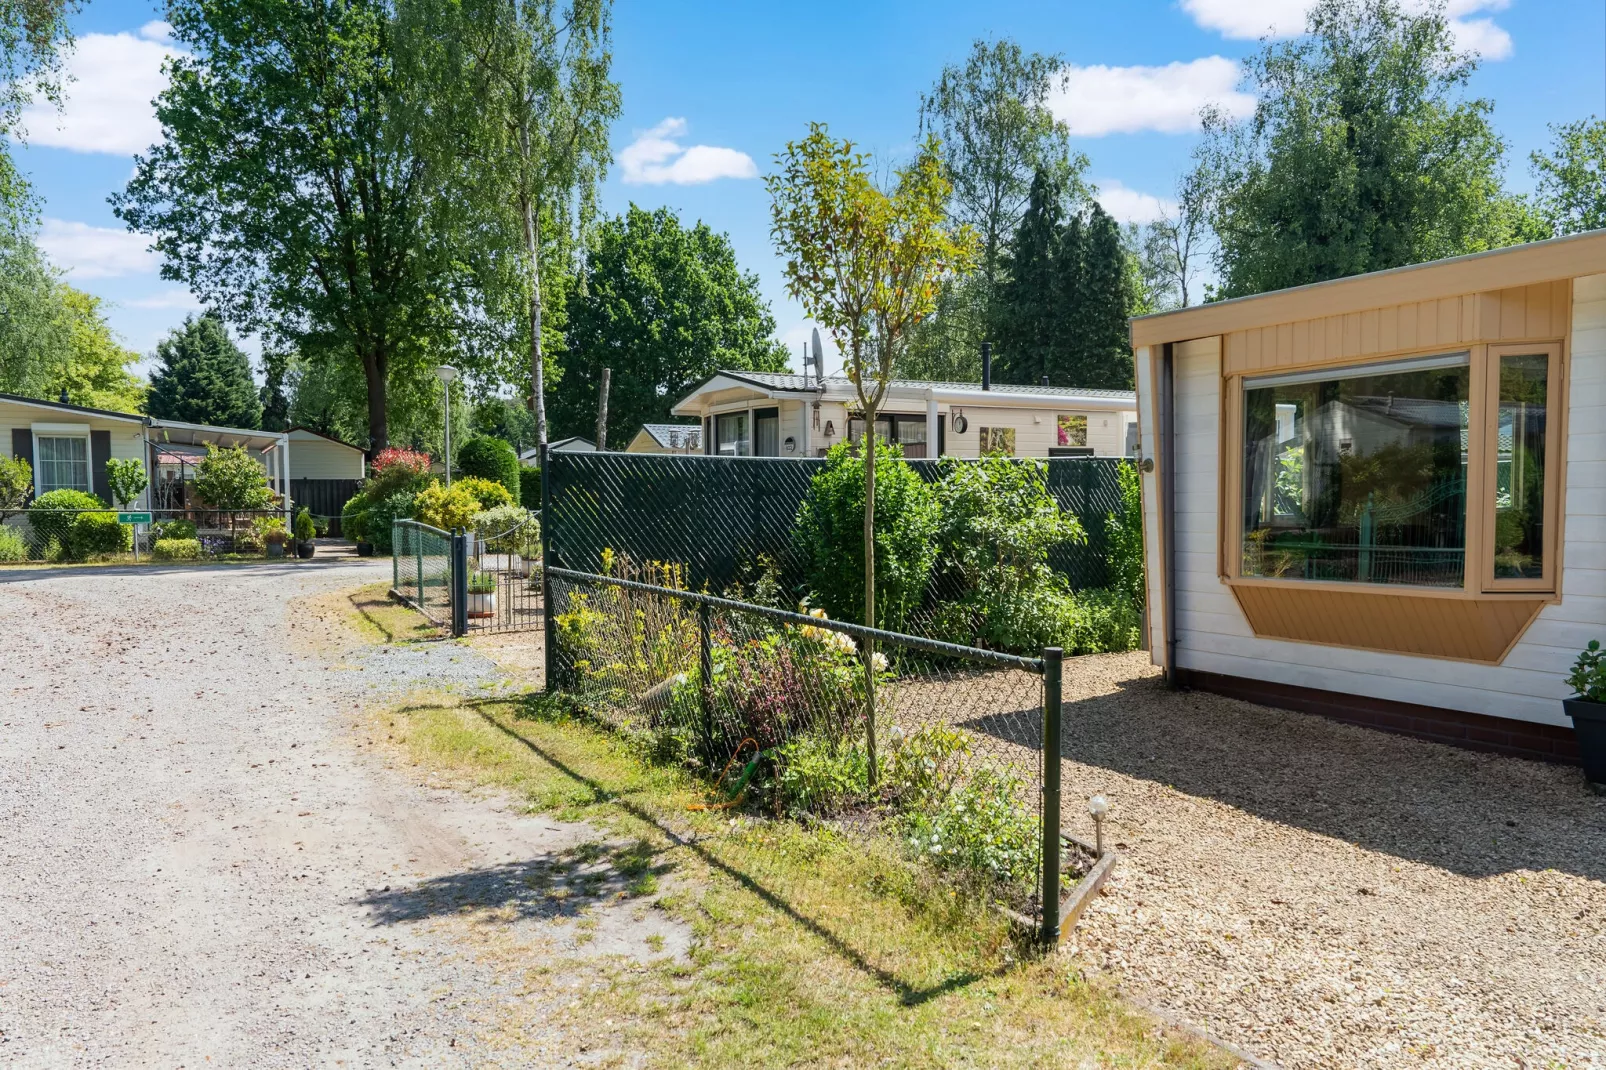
[810,328,824,383]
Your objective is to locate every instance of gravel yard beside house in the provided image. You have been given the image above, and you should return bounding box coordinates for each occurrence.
[1042,652,1606,1070]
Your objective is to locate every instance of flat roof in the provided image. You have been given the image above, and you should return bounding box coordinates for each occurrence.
[673,370,1135,415]
[1130,227,1606,349]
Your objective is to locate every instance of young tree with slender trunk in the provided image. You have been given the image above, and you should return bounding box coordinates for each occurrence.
[768,125,975,783]
[399,0,619,448]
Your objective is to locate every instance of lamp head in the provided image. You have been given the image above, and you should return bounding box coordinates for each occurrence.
[1088,794,1109,818]
[435,364,459,384]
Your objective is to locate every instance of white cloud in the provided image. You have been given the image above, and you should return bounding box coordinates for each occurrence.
[1049,57,1255,137]
[619,117,759,185]
[37,219,157,279]
[19,28,182,155]
[1095,180,1178,224]
[1180,0,1512,60]
[123,288,205,311]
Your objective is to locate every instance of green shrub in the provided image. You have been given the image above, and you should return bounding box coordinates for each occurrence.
[518,464,542,510]
[1065,586,1142,655]
[1568,639,1606,702]
[885,724,971,809]
[773,732,869,815]
[475,503,535,553]
[366,489,419,554]
[153,537,201,560]
[412,481,479,531]
[793,441,940,629]
[193,444,274,509]
[0,455,31,521]
[293,507,316,542]
[151,518,197,541]
[341,495,368,542]
[0,525,27,561]
[900,766,1038,889]
[72,512,132,557]
[453,475,513,511]
[467,570,497,594]
[455,435,520,501]
[106,457,148,508]
[1105,461,1144,611]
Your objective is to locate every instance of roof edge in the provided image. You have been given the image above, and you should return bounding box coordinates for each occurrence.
[0,391,148,423]
[1131,228,1606,349]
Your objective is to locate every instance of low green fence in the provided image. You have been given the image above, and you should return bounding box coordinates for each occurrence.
[392,519,453,624]
[543,452,1126,595]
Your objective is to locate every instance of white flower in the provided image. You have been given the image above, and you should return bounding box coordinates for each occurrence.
[870,652,888,673]
[888,724,905,744]
[930,844,942,855]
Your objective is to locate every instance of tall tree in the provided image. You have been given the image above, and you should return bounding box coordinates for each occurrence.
[399,0,619,449]
[1068,203,1135,389]
[1531,118,1606,237]
[1195,0,1541,299]
[768,125,975,783]
[991,168,1063,384]
[919,38,1086,329]
[0,0,78,231]
[116,0,464,457]
[54,288,147,413]
[147,313,262,429]
[555,204,788,445]
[259,348,291,432]
[1137,170,1210,311]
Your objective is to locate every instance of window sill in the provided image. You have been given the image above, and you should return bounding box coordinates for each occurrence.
[1224,578,1551,663]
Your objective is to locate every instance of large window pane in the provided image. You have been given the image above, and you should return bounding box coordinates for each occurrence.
[715,412,749,456]
[1242,356,1469,587]
[754,410,780,457]
[37,435,90,494]
[1494,354,1548,580]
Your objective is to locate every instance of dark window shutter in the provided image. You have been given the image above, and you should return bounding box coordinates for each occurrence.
[703,416,713,456]
[11,429,33,502]
[91,430,112,504]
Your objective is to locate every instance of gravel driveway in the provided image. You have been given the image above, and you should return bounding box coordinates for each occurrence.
[0,561,591,1068]
[1044,653,1606,1070]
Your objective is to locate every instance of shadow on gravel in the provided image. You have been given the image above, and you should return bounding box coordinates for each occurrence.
[965,667,1606,882]
[0,558,380,582]
[359,839,670,925]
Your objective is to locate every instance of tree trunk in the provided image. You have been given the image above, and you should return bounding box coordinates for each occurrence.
[862,405,878,788]
[520,121,548,447]
[363,346,388,459]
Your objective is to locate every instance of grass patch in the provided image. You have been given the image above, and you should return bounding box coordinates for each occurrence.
[384,692,1234,1069]
[341,583,443,643]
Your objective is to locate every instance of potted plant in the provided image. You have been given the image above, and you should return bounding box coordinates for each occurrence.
[293,507,317,559]
[1564,640,1606,790]
[466,570,497,619]
[258,516,290,558]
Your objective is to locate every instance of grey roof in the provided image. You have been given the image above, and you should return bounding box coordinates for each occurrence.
[709,370,1136,401]
[0,391,146,423]
[641,423,702,449]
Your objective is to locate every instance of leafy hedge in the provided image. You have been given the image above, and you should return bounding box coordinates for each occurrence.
[456,436,520,502]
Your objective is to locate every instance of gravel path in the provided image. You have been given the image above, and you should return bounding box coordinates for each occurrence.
[0,562,609,1068]
[1044,652,1606,1070]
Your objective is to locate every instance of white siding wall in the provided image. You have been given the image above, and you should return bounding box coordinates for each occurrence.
[0,402,150,506]
[1150,275,1606,729]
[771,398,1136,458]
[286,431,364,479]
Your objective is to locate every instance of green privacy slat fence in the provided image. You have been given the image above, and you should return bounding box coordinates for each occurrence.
[544,451,1127,595]
[392,519,453,624]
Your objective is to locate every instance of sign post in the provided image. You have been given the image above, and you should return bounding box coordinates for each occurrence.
[118,512,152,564]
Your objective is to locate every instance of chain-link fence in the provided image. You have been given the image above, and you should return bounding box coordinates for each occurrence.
[392,520,453,624]
[544,450,1128,602]
[546,564,1073,940]
[0,508,296,564]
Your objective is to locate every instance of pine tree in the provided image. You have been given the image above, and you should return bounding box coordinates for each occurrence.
[259,348,290,431]
[1073,204,1135,389]
[992,168,1064,384]
[1047,211,1086,385]
[146,313,263,429]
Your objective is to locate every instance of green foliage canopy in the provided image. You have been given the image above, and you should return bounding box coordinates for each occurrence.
[192,444,274,510]
[105,458,148,509]
[556,204,789,445]
[454,436,521,501]
[1195,0,1542,299]
[147,314,261,429]
[1531,118,1606,237]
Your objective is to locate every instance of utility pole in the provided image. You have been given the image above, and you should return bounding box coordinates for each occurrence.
[596,367,611,450]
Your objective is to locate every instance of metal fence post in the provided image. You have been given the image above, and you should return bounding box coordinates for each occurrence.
[1040,646,1064,946]
[698,603,714,754]
[392,522,400,593]
[540,444,555,690]
[414,527,423,606]
[451,529,469,638]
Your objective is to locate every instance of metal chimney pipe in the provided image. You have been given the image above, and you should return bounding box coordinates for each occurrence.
[981,341,992,391]
[1040,375,1049,387]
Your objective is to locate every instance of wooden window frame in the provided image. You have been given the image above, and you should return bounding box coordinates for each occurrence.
[1479,342,1565,594]
[1221,339,1567,600]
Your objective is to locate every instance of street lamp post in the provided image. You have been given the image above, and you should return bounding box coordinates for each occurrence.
[436,364,459,487]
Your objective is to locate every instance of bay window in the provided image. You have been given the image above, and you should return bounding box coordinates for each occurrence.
[1237,343,1561,593]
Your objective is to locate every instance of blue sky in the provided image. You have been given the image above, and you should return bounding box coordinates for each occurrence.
[15,0,1606,379]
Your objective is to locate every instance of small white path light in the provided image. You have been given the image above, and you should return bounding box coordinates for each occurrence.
[1088,794,1110,857]
[435,364,459,486]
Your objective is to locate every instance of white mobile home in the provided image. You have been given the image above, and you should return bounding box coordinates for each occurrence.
[671,370,1137,459]
[1131,230,1606,762]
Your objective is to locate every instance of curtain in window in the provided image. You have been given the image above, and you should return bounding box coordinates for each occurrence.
[37,436,90,494]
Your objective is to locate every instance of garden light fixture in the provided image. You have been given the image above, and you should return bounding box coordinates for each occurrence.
[1088,794,1110,856]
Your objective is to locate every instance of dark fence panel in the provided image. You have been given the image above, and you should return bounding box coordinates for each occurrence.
[545,451,1127,594]
[291,478,362,534]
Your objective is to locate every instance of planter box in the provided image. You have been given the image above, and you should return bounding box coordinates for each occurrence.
[467,591,497,619]
[482,553,522,573]
[1563,698,1606,787]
